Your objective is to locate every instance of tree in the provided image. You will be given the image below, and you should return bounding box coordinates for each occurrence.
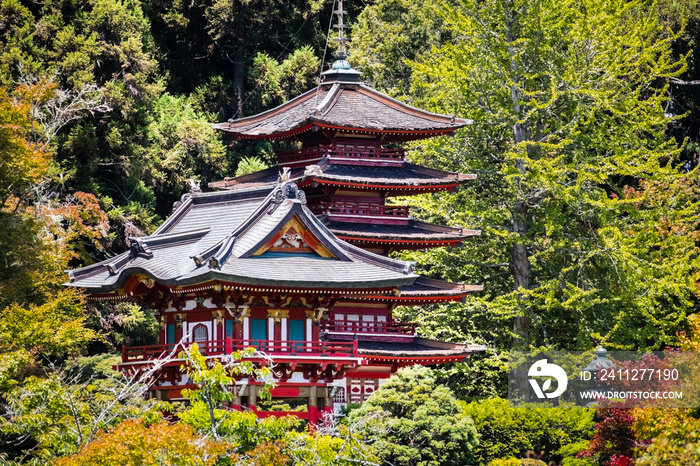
[248,46,321,112]
[349,365,478,466]
[178,343,272,440]
[0,351,175,462]
[462,398,594,465]
[395,0,699,352]
[635,415,700,466]
[578,408,636,466]
[54,418,237,466]
[0,81,52,209]
[144,93,228,211]
[349,0,449,97]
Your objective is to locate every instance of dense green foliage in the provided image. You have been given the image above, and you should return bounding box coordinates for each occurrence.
[401,0,699,352]
[463,398,595,465]
[350,366,479,466]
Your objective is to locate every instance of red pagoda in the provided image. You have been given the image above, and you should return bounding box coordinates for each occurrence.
[65,5,483,424]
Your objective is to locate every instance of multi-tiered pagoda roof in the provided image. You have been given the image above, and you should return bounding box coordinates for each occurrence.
[66,18,484,421]
[213,64,471,142]
[209,65,480,251]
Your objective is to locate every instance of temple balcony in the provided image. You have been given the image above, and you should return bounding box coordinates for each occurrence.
[321,321,419,343]
[277,145,405,168]
[310,202,410,225]
[120,338,358,364]
[322,321,417,335]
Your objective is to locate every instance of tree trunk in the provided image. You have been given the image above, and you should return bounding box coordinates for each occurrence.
[512,198,531,348]
[505,2,533,350]
[233,8,246,118]
[233,46,244,118]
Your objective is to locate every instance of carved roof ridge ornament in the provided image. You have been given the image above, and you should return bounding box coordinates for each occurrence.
[128,237,153,260]
[268,179,307,215]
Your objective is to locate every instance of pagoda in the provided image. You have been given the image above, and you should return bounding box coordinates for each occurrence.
[65,3,484,424]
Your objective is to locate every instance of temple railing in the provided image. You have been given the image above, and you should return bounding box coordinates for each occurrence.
[277,146,405,167]
[310,202,410,224]
[121,338,358,363]
[322,322,417,334]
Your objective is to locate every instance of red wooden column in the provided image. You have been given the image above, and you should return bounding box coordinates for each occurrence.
[212,310,224,343]
[323,387,333,420]
[234,305,248,341]
[175,313,185,343]
[268,310,282,347]
[307,307,328,343]
[159,315,166,345]
[308,385,319,426]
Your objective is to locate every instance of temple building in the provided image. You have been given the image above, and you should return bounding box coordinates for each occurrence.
[65,4,484,424]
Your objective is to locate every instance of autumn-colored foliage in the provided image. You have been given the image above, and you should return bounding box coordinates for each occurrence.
[579,408,636,466]
[54,419,237,466]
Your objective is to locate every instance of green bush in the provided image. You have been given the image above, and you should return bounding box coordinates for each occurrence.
[489,459,521,466]
[349,365,479,466]
[463,398,595,465]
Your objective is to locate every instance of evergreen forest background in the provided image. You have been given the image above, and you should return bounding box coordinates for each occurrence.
[0,0,699,464]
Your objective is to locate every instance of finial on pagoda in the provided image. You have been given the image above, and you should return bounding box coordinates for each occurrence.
[322,0,362,83]
[332,0,349,61]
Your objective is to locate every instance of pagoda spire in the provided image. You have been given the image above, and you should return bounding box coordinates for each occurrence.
[332,0,349,61]
[321,0,361,82]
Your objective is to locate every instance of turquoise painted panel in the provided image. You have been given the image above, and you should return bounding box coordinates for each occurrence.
[289,319,305,352]
[167,324,175,344]
[250,318,267,344]
[289,320,304,341]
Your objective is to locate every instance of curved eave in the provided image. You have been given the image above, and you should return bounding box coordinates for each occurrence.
[358,295,469,304]
[359,355,471,364]
[217,121,467,141]
[172,281,403,296]
[73,268,418,296]
[83,292,140,302]
[71,271,417,295]
[174,269,417,289]
[353,283,484,304]
[335,236,471,247]
[297,178,466,192]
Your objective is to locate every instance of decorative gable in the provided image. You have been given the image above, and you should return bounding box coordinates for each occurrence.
[252,215,337,258]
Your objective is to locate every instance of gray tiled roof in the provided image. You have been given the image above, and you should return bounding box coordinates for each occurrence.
[399,277,484,297]
[208,160,474,191]
[213,81,471,139]
[353,337,486,357]
[306,161,475,185]
[66,183,418,293]
[325,220,480,241]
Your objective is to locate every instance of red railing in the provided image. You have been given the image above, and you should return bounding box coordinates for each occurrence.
[277,146,405,167]
[322,322,417,334]
[121,338,358,363]
[311,202,410,223]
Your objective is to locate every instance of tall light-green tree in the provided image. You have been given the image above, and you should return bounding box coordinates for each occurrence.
[380,0,700,354]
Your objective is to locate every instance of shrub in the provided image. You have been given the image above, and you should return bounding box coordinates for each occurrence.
[463,398,595,465]
[489,459,521,466]
[349,365,478,466]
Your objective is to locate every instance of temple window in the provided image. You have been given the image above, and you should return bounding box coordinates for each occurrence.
[193,324,208,343]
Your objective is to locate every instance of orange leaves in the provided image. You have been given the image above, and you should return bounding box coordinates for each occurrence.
[55,419,238,466]
[32,191,111,264]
